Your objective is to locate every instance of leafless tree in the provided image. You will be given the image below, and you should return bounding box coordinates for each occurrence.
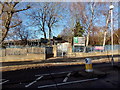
[70,2,97,51]
[26,2,63,40]
[46,2,62,40]
[0,1,31,46]
[113,28,120,44]
[96,2,118,47]
[27,3,49,39]
[60,27,74,43]
[70,2,119,47]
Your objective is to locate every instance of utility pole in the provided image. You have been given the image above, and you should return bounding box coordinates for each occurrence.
[109,2,114,66]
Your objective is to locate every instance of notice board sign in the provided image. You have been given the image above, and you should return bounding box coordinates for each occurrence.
[73,37,85,46]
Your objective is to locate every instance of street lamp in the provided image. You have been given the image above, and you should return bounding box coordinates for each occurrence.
[72,28,75,52]
[109,2,114,66]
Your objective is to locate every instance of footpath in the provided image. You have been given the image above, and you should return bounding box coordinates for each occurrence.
[0,55,120,72]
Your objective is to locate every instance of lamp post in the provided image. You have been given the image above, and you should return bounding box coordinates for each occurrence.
[109,2,114,66]
[72,28,75,52]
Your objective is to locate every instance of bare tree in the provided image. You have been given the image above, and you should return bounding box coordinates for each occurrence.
[70,2,97,52]
[113,28,120,44]
[96,2,118,47]
[102,10,110,47]
[14,24,29,46]
[46,2,62,40]
[27,3,49,39]
[27,2,63,41]
[70,2,117,48]
[0,1,31,46]
[89,26,104,45]
[7,21,38,46]
[60,27,73,43]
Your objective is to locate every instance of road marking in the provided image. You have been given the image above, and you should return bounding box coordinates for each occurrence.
[38,78,98,88]
[36,76,43,81]
[0,79,5,82]
[25,75,43,88]
[63,73,71,82]
[0,80,9,85]
[25,81,37,88]
[35,70,75,77]
[38,84,57,88]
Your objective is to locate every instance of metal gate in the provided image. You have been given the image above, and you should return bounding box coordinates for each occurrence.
[45,47,54,59]
[57,43,69,57]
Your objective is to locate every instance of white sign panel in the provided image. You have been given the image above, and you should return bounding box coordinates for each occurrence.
[74,37,85,46]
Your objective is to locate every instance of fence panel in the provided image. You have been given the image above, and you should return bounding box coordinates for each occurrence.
[27,47,45,54]
[5,48,27,55]
[0,49,6,57]
[72,45,120,53]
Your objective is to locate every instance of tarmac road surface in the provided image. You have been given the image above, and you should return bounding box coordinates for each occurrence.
[1,62,120,89]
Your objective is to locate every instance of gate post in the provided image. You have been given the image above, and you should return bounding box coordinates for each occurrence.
[67,44,72,57]
[52,45,57,57]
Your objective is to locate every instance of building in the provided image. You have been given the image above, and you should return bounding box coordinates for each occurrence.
[2,37,67,48]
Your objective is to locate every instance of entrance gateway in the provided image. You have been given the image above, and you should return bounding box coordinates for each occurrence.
[57,42,70,57]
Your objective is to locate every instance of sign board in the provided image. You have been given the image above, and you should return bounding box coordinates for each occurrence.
[73,37,85,46]
[94,46,104,50]
[57,42,70,52]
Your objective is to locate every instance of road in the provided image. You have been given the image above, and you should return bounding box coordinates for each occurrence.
[1,62,119,89]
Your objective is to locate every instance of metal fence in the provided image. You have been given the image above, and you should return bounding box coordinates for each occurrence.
[73,45,120,53]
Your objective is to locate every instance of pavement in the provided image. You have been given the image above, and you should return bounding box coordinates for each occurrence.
[1,55,120,66]
[1,62,120,89]
[0,54,119,72]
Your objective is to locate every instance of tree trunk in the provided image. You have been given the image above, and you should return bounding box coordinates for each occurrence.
[48,26,51,40]
[103,31,107,47]
[102,10,110,49]
[86,32,89,47]
[84,32,90,52]
[43,31,47,39]
[0,27,9,48]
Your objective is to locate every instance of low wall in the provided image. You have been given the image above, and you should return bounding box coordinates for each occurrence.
[0,47,45,57]
[0,47,119,62]
[0,47,46,62]
[0,53,46,62]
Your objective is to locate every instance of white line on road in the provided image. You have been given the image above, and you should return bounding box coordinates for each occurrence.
[25,81,37,88]
[35,71,74,77]
[36,76,43,81]
[63,73,71,82]
[25,75,43,88]
[0,80,9,85]
[38,84,57,88]
[38,78,98,88]
[0,79,5,82]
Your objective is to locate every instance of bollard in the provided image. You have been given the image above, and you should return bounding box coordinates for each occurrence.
[85,58,93,72]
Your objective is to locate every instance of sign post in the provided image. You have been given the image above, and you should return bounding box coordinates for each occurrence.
[73,37,85,46]
[73,37,85,52]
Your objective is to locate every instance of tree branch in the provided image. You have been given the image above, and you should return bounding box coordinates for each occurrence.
[13,2,19,7]
[9,21,22,28]
[14,6,31,13]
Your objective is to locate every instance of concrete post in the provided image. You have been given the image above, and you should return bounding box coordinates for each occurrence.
[67,44,72,57]
[52,45,57,57]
